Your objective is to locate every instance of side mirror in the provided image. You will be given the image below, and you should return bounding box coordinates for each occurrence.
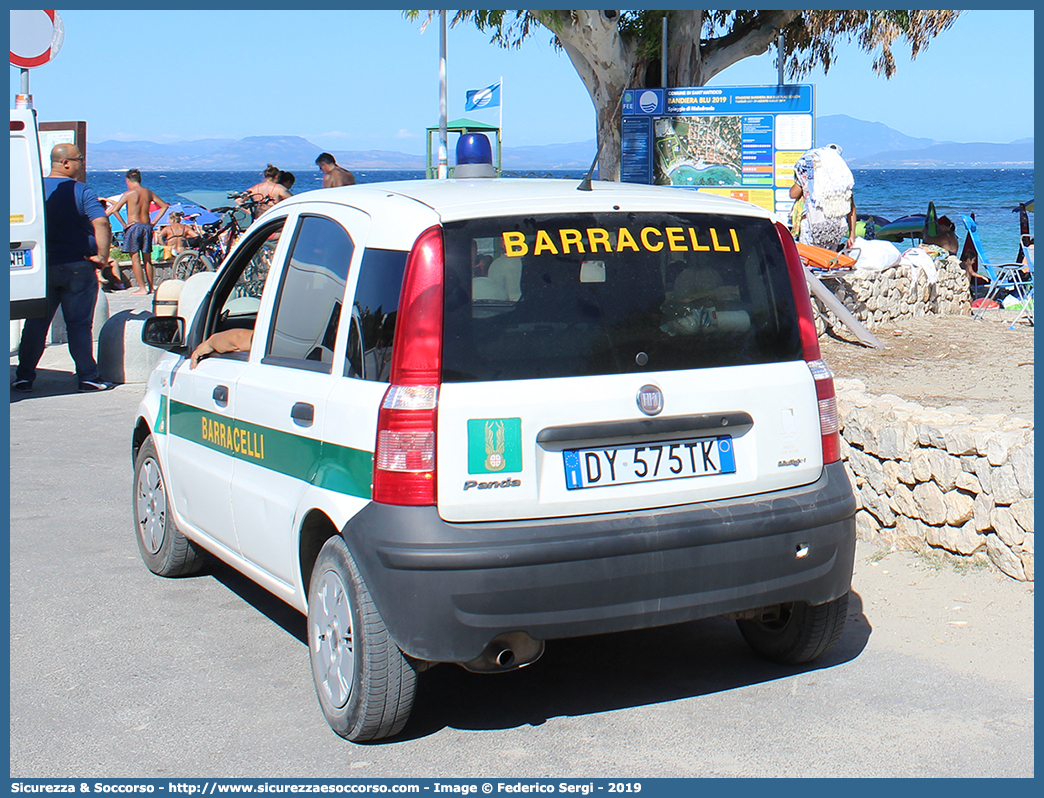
[142,315,187,350]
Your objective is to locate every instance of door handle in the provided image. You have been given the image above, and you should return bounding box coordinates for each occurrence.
[213,385,229,406]
[291,402,314,426]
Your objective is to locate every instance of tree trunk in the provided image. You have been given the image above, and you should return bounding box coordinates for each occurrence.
[668,11,705,87]
[542,10,801,181]
[552,11,637,183]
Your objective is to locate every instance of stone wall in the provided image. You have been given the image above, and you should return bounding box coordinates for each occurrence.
[812,251,971,337]
[835,379,1034,581]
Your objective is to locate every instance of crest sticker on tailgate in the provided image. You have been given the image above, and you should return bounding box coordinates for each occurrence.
[467,418,523,474]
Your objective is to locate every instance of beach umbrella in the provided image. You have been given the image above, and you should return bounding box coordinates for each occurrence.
[175,190,240,211]
[154,202,222,226]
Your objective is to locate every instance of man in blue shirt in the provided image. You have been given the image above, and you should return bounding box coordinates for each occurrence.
[12,143,113,393]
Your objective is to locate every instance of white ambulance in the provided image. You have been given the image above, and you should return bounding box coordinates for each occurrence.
[10,108,48,319]
[134,168,856,742]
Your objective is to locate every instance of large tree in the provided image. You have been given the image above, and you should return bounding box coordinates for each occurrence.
[407,10,962,180]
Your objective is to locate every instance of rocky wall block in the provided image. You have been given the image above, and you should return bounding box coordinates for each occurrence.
[837,381,1033,581]
[810,254,970,337]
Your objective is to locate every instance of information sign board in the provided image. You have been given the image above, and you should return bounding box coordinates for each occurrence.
[621,85,815,217]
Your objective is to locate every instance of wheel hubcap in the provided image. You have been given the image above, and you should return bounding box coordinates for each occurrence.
[311,569,354,709]
[135,457,166,554]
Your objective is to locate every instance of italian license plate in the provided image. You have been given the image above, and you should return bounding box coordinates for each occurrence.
[10,249,31,269]
[563,436,735,490]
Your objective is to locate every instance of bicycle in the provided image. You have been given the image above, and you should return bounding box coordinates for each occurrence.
[172,192,261,281]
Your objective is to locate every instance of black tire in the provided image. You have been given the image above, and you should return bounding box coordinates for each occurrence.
[173,250,214,281]
[133,436,208,577]
[307,535,417,742]
[737,592,849,665]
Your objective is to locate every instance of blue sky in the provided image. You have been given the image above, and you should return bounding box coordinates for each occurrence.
[9,9,1035,151]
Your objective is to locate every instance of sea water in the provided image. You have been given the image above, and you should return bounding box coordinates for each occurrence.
[87,168,1034,260]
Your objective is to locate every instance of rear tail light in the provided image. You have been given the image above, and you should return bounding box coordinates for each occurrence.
[776,222,840,464]
[807,359,841,464]
[775,222,822,362]
[372,227,445,505]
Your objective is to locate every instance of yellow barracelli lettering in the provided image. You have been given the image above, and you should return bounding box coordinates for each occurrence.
[587,228,612,252]
[709,228,731,252]
[558,229,585,254]
[688,228,710,252]
[502,231,527,257]
[533,229,558,255]
[615,227,640,252]
[640,227,664,251]
[201,414,264,460]
[502,226,741,257]
[665,227,688,251]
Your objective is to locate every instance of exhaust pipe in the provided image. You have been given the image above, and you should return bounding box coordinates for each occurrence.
[461,631,544,673]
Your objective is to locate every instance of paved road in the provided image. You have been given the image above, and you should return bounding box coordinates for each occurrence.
[9,328,1034,778]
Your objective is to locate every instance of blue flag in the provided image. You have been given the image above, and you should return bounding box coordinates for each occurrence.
[465,81,501,111]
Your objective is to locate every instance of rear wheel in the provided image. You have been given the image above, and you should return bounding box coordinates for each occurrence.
[737,593,849,665]
[173,250,214,281]
[133,436,207,577]
[307,535,417,742]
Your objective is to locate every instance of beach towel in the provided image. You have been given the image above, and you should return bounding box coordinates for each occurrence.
[794,145,854,218]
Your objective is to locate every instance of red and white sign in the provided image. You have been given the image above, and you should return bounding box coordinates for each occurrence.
[10,10,64,68]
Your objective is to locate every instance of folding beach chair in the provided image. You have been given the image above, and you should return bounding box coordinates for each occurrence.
[960,214,1032,319]
[1009,237,1033,327]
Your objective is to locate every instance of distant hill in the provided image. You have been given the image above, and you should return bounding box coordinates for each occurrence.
[501,140,596,171]
[819,114,1033,168]
[817,114,935,161]
[84,117,1032,172]
[86,135,426,171]
[849,141,1035,168]
[84,134,591,172]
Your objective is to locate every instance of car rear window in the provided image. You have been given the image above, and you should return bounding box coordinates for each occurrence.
[441,212,802,382]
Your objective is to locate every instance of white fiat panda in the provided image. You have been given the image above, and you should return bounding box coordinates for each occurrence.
[134,169,856,742]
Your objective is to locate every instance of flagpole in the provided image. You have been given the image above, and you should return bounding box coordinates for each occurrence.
[438,10,448,179]
[498,75,503,174]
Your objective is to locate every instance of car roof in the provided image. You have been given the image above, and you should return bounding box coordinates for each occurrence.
[276,178,774,224]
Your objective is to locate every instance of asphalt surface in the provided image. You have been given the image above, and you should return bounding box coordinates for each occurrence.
[8,303,1035,778]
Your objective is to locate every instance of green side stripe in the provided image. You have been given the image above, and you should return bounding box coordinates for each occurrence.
[168,399,372,499]
[155,393,169,435]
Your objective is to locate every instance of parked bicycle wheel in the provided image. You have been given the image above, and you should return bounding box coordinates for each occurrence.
[173,250,215,281]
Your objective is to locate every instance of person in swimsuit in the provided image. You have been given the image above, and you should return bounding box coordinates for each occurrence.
[105,168,169,294]
[156,211,200,257]
[242,164,292,219]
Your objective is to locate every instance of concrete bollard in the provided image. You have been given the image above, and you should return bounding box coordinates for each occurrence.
[97,309,164,385]
[153,279,184,316]
[50,289,110,344]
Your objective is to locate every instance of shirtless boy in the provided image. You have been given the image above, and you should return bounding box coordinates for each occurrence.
[106,169,168,294]
[315,152,356,188]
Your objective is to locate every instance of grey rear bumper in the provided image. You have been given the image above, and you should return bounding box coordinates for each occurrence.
[342,462,856,663]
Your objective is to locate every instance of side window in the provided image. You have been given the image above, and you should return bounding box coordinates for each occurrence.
[346,248,408,381]
[211,220,285,334]
[264,215,354,372]
[217,225,283,321]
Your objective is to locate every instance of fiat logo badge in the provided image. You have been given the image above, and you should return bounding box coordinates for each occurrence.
[636,384,663,416]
